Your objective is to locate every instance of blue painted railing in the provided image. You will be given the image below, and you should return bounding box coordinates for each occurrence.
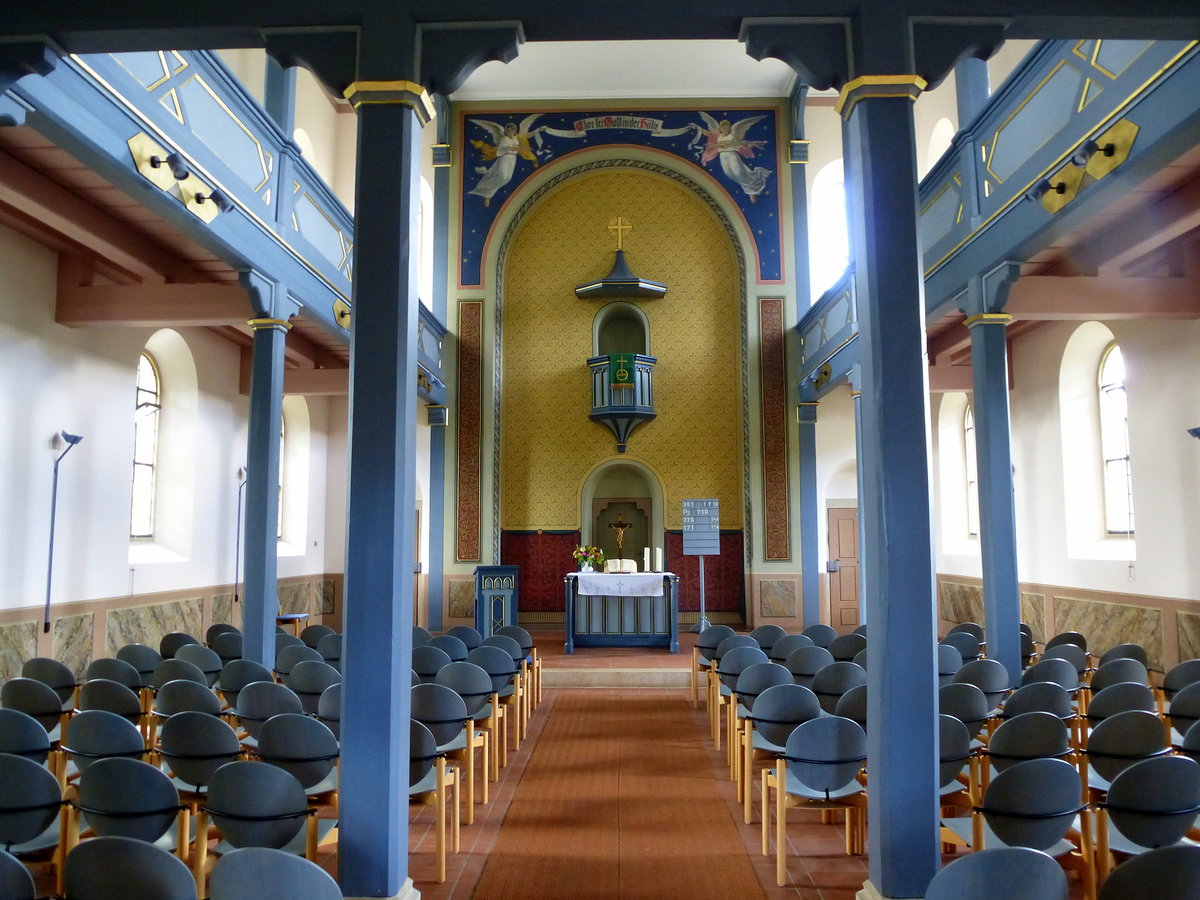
[798,38,1199,395]
[2,46,451,377]
[797,267,856,388]
[920,38,1197,307]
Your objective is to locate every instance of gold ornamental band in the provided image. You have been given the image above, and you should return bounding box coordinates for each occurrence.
[836,74,928,119]
[342,80,435,124]
[963,313,1013,329]
[247,317,293,332]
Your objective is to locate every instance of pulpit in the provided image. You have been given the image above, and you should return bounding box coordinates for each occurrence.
[563,571,679,654]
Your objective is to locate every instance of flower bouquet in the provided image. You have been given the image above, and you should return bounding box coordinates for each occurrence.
[572,545,606,572]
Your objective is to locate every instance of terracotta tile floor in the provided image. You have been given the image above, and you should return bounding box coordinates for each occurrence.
[33,631,1091,898]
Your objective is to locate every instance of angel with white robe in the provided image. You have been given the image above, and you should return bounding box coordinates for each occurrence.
[467,114,543,206]
[690,112,773,202]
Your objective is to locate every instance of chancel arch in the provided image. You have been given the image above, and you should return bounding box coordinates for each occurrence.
[488,152,752,622]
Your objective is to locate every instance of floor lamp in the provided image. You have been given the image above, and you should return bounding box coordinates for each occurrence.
[44,431,83,633]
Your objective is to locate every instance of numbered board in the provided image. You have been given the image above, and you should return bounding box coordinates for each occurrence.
[682,498,720,556]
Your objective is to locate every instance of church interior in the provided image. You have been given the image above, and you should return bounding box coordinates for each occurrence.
[0,3,1199,898]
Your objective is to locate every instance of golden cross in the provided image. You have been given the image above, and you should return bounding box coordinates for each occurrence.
[608,216,631,250]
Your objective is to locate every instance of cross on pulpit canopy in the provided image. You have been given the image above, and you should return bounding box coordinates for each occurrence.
[608,216,631,250]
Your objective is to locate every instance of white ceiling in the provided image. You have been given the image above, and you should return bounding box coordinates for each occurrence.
[452,40,799,101]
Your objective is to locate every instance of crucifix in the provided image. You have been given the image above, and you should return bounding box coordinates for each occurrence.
[608,216,631,250]
[608,513,632,555]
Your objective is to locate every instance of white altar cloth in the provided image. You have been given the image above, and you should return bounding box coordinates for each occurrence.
[574,572,666,597]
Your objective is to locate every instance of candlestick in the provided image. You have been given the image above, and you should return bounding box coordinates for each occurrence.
[655,547,663,572]
[643,547,650,573]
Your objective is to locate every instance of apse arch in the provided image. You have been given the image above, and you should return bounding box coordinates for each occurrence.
[579,457,667,564]
[485,150,755,562]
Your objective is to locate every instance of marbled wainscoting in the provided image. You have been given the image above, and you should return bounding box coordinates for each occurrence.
[53,613,93,678]
[211,593,241,631]
[1021,592,1046,643]
[1053,595,1165,672]
[938,581,984,630]
[0,620,37,682]
[278,579,336,618]
[1178,612,1200,663]
[447,578,475,621]
[758,579,798,619]
[106,597,203,657]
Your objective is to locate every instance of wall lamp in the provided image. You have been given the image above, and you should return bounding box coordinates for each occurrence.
[195,188,235,214]
[1071,139,1116,168]
[44,430,84,633]
[150,151,191,181]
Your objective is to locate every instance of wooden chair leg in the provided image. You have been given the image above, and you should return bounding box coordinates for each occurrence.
[434,758,447,883]
[775,758,789,886]
[193,808,210,897]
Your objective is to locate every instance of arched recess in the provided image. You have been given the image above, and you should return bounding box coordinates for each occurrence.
[580,458,666,567]
[486,150,754,564]
[593,301,651,356]
[129,328,197,563]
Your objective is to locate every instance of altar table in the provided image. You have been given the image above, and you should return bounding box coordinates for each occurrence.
[563,572,679,654]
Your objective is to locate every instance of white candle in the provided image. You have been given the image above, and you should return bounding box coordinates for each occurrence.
[655,547,663,572]
[643,547,650,573]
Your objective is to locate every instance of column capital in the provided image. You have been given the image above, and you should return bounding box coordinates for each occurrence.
[246,317,293,332]
[963,312,1012,329]
[797,402,819,425]
[343,80,436,124]
[958,260,1022,318]
[835,74,926,119]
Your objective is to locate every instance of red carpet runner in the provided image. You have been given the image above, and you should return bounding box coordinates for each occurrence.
[473,690,765,899]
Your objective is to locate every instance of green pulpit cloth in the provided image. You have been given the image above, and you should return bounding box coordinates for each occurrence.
[609,353,635,389]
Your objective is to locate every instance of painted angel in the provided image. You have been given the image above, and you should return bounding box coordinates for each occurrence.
[692,111,773,203]
[467,114,543,206]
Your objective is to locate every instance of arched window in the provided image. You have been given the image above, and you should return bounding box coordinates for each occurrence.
[1098,342,1134,535]
[130,352,161,538]
[808,159,849,303]
[1058,321,1135,561]
[964,404,979,537]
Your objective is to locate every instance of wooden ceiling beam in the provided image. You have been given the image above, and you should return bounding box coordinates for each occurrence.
[0,150,194,280]
[56,282,251,327]
[1008,275,1200,321]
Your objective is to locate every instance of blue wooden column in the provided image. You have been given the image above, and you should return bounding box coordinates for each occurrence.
[338,78,431,898]
[788,81,813,303]
[954,56,990,125]
[240,271,295,668]
[797,402,820,625]
[961,262,1023,685]
[426,94,454,632]
[841,75,941,897]
[849,367,868,626]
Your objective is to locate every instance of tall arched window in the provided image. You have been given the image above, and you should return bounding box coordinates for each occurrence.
[1098,342,1135,535]
[964,404,979,537]
[808,159,848,303]
[277,419,286,540]
[130,352,161,538]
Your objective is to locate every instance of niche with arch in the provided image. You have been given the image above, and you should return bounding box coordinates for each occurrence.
[581,460,663,568]
[593,301,650,356]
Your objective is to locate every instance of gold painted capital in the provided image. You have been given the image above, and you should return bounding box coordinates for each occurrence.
[247,317,293,332]
[343,80,435,125]
[835,74,927,119]
[850,390,862,398]
[963,312,1013,329]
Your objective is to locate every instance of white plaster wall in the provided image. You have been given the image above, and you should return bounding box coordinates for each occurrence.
[322,396,349,575]
[933,317,1200,602]
[293,66,345,192]
[0,224,336,613]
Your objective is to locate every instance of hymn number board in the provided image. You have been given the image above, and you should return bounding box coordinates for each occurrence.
[682,499,720,556]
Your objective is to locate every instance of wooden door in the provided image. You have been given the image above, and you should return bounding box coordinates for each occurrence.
[826,507,860,630]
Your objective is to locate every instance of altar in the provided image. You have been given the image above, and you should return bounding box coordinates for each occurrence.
[563,572,679,654]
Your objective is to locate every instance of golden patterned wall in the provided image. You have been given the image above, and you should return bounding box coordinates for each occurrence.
[501,169,743,529]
